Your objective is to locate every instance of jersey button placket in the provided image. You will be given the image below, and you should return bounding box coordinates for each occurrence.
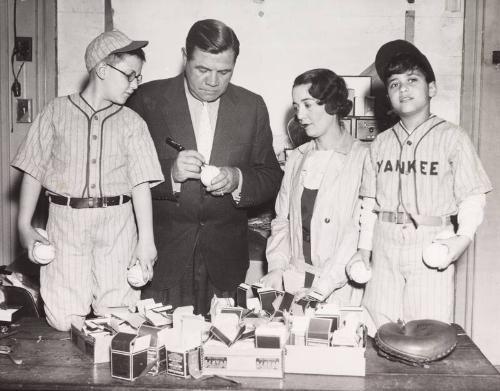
[400,146,414,213]
[89,116,101,197]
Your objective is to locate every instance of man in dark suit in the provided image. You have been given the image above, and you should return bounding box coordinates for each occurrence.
[127,19,282,315]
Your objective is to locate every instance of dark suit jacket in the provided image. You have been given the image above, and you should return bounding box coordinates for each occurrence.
[127,74,282,291]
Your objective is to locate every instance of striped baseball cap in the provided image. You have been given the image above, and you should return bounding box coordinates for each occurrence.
[85,30,148,72]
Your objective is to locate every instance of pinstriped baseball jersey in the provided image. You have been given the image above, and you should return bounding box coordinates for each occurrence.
[11,93,164,331]
[361,115,492,216]
[360,115,492,327]
[11,93,164,197]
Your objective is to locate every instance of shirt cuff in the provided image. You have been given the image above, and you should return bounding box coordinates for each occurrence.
[231,168,243,203]
[171,170,181,193]
[358,197,376,251]
[456,193,486,241]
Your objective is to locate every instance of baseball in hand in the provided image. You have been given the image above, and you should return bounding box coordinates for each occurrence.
[200,165,220,187]
[349,260,372,284]
[32,228,55,265]
[422,243,450,268]
[127,262,148,288]
[423,230,455,269]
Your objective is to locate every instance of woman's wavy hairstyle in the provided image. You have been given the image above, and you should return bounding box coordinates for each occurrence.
[293,68,352,123]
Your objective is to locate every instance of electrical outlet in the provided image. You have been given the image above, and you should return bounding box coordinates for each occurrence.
[16,99,32,123]
[15,37,32,62]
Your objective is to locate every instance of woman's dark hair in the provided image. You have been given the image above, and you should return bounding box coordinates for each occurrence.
[293,68,352,120]
[186,19,240,61]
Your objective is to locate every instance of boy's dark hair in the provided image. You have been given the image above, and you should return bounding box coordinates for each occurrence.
[383,52,434,84]
[293,68,353,120]
[105,48,146,66]
[375,40,435,85]
[185,19,240,61]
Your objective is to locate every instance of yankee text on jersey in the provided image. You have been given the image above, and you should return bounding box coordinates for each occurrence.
[376,159,439,175]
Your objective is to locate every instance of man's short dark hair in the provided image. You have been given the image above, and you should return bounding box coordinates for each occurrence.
[185,19,240,61]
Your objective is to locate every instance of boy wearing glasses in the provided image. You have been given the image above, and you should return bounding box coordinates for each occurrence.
[12,30,164,331]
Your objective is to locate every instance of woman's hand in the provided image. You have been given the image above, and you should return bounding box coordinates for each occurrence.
[346,249,371,281]
[260,269,284,290]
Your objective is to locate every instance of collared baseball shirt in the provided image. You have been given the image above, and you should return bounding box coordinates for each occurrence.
[11,93,164,331]
[361,115,492,217]
[12,93,164,197]
[360,115,492,327]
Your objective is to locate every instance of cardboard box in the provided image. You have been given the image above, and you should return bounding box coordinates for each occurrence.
[284,306,367,376]
[138,324,167,375]
[202,339,284,378]
[284,344,365,376]
[71,323,113,364]
[111,332,150,381]
[0,306,22,325]
[165,346,201,378]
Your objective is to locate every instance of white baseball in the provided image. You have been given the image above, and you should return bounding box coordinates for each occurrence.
[423,230,455,269]
[349,260,372,284]
[422,243,449,268]
[32,228,55,265]
[127,263,148,288]
[200,165,220,187]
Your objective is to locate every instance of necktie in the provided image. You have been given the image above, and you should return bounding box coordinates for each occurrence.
[197,102,214,164]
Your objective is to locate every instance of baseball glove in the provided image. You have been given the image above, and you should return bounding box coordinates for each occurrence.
[375,319,457,367]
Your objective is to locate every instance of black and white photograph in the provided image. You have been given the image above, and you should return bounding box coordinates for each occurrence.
[0,0,499,389]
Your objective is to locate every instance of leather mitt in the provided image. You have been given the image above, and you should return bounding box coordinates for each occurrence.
[375,319,457,367]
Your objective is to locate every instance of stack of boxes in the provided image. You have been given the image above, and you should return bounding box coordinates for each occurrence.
[70,287,367,382]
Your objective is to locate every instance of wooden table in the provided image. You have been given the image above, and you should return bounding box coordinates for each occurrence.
[0,319,499,390]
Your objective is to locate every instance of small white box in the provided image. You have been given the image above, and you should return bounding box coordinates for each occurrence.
[284,344,365,376]
[202,339,284,378]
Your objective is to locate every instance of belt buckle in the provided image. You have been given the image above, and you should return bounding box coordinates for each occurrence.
[102,197,108,208]
[396,212,406,224]
[88,197,97,208]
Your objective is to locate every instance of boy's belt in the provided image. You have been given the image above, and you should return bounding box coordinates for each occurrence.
[378,211,451,226]
[48,195,131,209]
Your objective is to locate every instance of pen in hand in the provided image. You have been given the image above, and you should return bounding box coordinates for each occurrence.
[165,137,205,166]
[165,137,185,152]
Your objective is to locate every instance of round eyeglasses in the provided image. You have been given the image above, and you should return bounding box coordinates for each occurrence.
[106,63,143,84]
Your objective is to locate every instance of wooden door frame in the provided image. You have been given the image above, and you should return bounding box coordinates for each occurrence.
[0,0,56,265]
[455,0,484,334]
[0,0,12,266]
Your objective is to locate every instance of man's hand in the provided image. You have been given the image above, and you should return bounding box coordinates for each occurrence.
[206,166,239,196]
[19,224,49,263]
[434,235,471,271]
[130,240,157,281]
[260,269,284,290]
[171,150,205,183]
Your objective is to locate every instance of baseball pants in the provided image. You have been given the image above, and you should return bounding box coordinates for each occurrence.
[362,220,455,328]
[41,202,140,331]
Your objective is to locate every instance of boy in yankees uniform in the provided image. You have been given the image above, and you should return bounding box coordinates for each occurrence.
[12,30,164,331]
[347,40,492,327]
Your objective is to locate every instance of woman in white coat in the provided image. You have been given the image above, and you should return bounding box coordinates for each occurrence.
[261,68,369,306]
